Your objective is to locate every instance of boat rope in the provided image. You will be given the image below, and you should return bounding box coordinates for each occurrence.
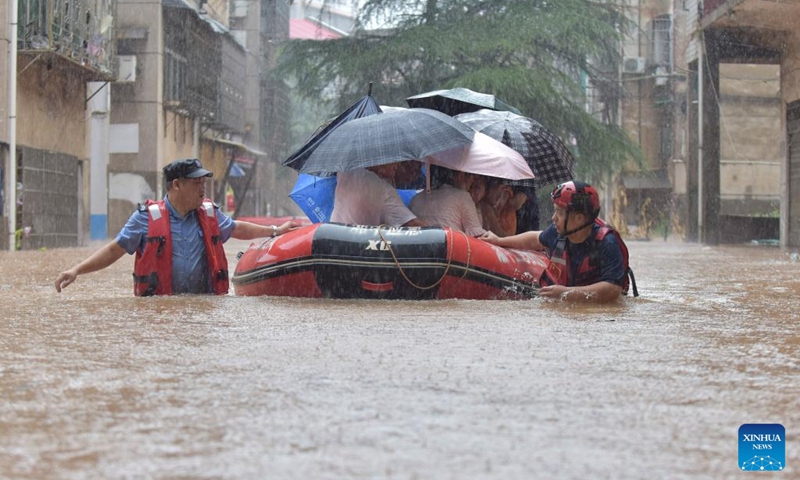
[437,230,472,296]
[377,226,470,291]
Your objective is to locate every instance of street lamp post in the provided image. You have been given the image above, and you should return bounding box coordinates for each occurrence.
[6,0,18,251]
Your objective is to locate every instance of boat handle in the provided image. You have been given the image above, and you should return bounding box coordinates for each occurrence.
[361,280,394,292]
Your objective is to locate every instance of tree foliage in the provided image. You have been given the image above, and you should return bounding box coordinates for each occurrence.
[277,0,643,182]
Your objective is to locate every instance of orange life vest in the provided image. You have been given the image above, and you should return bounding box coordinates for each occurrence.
[541,219,637,296]
[133,199,229,296]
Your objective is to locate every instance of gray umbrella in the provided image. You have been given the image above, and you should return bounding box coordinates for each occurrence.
[455,109,574,187]
[300,108,475,175]
[406,87,522,116]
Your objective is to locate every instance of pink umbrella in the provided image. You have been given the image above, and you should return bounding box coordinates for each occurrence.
[424,131,535,181]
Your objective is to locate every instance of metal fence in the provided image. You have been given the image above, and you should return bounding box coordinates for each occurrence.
[17,0,116,74]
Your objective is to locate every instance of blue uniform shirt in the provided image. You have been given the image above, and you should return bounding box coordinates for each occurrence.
[116,197,236,294]
[538,223,625,286]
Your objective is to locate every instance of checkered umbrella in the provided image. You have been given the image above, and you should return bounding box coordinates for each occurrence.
[300,108,475,175]
[406,87,522,116]
[455,109,574,187]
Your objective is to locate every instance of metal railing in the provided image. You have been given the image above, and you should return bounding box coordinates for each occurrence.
[703,0,732,18]
[17,0,116,74]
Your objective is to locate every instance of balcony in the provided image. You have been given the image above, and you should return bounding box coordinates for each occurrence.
[17,0,116,79]
[163,2,246,133]
[702,0,800,31]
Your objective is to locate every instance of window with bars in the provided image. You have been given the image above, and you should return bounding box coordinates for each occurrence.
[164,47,187,105]
[650,14,672,69]
[163,7,219,121]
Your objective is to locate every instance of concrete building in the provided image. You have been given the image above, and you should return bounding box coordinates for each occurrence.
[2,0,294,250]
[619,0,799,247]
[291,0,358,36]
[693,0,800,247]
[1,0,116,250]
[109,0,293,237]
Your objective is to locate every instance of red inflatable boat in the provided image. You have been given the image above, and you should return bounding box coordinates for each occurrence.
[232,223,549,300]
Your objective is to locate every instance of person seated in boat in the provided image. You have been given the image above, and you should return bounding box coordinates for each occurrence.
[54,158,301,296]
[497,189,527,237]
[479,181,635,303]
[477,181,515,237]
[514,185,540,233]
[408,166,486,236]
[393,160,425,189]
[330,163,427,227]
[469,175,488,226]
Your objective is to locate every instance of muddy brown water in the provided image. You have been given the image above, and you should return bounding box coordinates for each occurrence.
[1,239,798,479]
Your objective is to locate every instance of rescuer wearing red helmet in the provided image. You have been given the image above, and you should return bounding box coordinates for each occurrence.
[480,180,636,303]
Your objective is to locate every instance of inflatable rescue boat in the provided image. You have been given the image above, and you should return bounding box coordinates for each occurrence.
[232,223,549,300]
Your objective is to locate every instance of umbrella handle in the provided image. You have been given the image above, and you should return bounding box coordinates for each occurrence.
[425,160,431,193]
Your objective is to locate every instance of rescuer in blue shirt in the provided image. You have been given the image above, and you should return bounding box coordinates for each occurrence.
[55,158,300,295]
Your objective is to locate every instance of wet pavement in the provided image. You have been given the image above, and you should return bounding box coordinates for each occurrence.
[1,239,798,478]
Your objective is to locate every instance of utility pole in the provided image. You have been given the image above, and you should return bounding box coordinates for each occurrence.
[6,0,18,251]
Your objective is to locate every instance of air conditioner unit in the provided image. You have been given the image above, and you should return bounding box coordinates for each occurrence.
[622,56,646,74]
[117,55,137,83]
[654,66,669,86]
[231,0,248,17]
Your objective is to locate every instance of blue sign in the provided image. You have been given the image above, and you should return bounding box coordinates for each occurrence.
[739,424,785,471]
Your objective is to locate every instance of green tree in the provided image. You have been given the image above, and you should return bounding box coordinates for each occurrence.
[277,0,642,182]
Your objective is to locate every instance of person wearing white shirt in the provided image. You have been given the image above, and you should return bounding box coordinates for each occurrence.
[331,164,426,227]
[409,167,486,237]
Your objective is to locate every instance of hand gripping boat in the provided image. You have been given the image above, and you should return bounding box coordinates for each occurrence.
[232,223,549,300]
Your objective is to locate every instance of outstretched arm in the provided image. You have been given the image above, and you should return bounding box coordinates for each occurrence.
[479,230,544,251]
[55,241,127,292]
[538,281,622,303]
[232,220,301,240]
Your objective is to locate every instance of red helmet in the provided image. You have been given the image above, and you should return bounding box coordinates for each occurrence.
[551,181,600,217]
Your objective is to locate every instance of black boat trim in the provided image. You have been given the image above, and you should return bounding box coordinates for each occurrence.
[232,254,538,296]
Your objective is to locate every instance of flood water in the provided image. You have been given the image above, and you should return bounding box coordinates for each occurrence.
[1,238,798,479]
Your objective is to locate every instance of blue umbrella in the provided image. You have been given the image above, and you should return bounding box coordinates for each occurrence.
[283,93,383,172]
[397,189,419,206]
[229,163,246,178]
[289,173,419,223]
[289,174,337,223]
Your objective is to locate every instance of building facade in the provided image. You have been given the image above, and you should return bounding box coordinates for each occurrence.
[1,0,116,250]
[2,0,293,250]
[694,0,800,247]
[109,0,293,237]
[619,0,799,247]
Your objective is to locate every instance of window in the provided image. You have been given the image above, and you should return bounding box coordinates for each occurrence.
[650,15,672,69]
[165,48,187,103]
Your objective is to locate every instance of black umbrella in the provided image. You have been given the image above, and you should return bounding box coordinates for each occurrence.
[283,93,383,172]
[300,108,475,175]
[406,87,522,116]
[455,109,574,187]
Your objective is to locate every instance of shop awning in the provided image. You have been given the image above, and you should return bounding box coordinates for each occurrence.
[621,172,672,190]
[202,137,267,157]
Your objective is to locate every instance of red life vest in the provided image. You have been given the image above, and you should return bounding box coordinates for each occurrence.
[540,219,636,296]
[133,199,229,296]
